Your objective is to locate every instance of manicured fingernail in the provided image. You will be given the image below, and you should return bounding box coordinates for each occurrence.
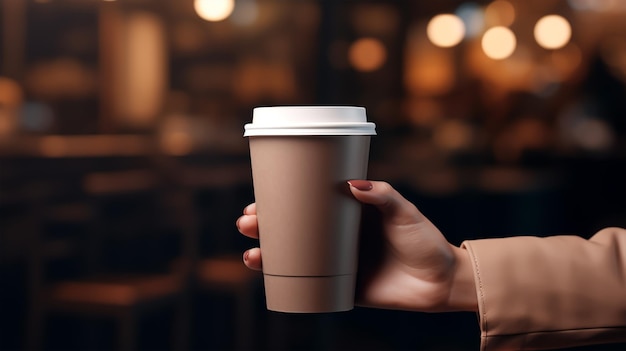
[243,251,250,262]
[348,180,373,191]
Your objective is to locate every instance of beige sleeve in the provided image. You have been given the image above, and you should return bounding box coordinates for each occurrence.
[461,227,626,351]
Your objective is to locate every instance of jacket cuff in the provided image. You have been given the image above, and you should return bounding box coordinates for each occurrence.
[461,228,626,351]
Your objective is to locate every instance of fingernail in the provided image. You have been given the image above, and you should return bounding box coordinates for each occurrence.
[243,251,250,262]
[235,217,241,228]
[348,180,373,191]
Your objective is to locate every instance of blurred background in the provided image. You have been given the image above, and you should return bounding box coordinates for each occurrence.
[1,0,625,350]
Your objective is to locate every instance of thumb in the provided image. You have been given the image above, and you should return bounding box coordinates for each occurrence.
[347,180,426,225]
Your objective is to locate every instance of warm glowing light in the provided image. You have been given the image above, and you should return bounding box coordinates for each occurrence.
[433,120,474,151]
[0,77,23,107]
[348,38,387,72]
[534,15,571,49]
[427,14,465,48]
[481,26,516,60]
[405,49,455,96]
[194,0,235,22]
[485,0,516,27]
[162,131,193,155]
[160,117,194,155]
[116,13,166,127]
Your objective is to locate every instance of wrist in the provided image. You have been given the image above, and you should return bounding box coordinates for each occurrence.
[447,246,479,312]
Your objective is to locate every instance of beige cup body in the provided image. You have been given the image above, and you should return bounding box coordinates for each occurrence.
[249,135,370,313]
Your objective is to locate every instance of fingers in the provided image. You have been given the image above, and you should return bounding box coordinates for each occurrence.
[238,203,261,270]
[236,203,258,239]
[243,248,262,271]
[243,203,256,215]
[348,180,426,226]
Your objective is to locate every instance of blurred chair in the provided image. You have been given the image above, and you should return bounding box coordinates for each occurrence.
[27,168,194,351]
[176,162,261,351]
[0,165,51,351]
[194,254,260,350]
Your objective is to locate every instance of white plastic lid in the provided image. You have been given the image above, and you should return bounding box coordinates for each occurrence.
[244,106,377,136]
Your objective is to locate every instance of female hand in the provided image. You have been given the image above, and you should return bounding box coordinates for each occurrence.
[236,180,477,312]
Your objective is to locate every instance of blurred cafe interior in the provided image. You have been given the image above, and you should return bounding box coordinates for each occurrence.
[1,0,625,350]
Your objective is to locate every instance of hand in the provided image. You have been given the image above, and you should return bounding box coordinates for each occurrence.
[236,180,478,313]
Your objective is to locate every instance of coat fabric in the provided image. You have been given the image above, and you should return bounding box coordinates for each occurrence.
[462,227,626,351]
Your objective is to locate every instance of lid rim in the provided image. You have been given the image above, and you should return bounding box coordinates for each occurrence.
[244,122,376,129]
[244,133,376,136]
[246,106,375,136]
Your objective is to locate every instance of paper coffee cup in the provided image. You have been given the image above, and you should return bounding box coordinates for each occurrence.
[245,106,376,313]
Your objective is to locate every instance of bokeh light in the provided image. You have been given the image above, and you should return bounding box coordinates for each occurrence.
[455,2,485,39]
[194,0,235,22]
[20,102,54,132]
[426,14,465,48]
[0,77,23,107]
[405,49,455,96]
[571,118,614,151]
[568,0,624,12]
[534,15,572,50]
[161,131,193,155]
[231,0,258,26]
[481,26,516,59]
[484,0,516,27]
[160,117,194,156]
[348,38,387,72]
[433,119,474,151]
